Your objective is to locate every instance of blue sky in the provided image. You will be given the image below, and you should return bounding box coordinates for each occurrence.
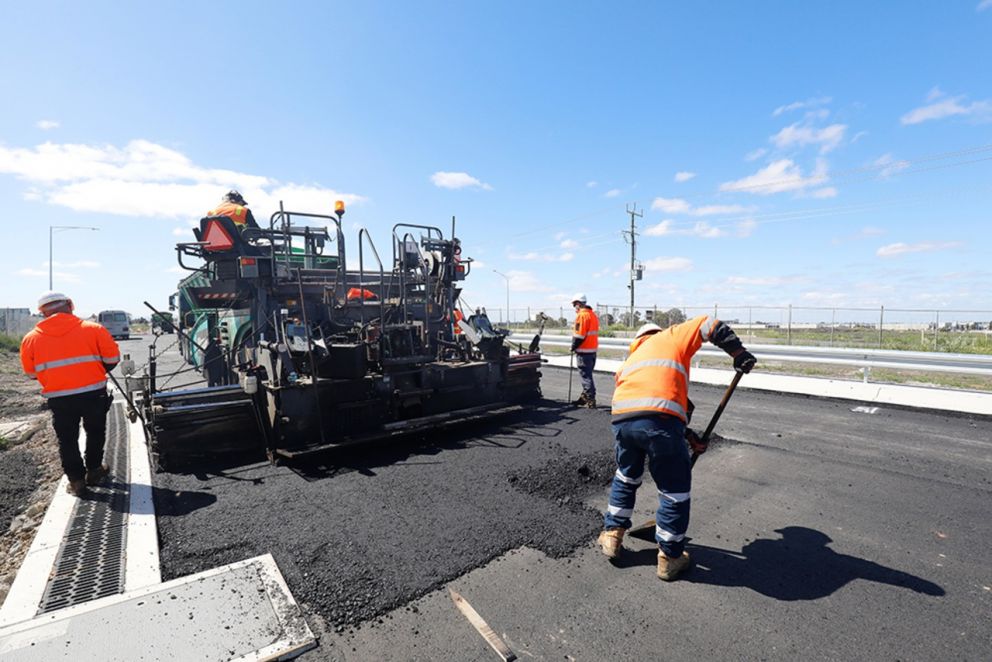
[1,1,990,322]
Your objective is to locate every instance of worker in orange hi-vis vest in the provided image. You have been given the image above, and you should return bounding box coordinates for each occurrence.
[597,317,756,582]
[206,190,260,231]
[346,288,378,301]
[570,294,599,408]
[19,292,121,497]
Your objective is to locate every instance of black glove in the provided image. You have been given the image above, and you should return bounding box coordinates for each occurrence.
[570,338,581,352]
[733,349,756,373]
[686,428,708,454]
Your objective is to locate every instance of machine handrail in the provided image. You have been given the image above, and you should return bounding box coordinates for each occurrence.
[357,228,386,328]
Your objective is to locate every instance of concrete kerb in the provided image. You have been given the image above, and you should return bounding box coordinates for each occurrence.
[544,355,992,417]
[0,389,162,626]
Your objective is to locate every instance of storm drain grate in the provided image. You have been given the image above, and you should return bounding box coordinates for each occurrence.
[38,403,130,613]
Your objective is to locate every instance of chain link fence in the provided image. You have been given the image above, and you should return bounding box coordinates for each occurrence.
[476,303,992,354]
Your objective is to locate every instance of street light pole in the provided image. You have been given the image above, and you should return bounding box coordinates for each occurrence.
[49,225,100,289]
[493,270,510,326]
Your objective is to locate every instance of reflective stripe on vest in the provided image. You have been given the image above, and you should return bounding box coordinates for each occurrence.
[611,396,687,420]
[617,357,687,381]
[209,202,248,226]
[35,354,106,373]
[43,379,108,399]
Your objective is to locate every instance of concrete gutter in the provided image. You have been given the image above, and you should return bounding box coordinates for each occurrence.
[543,355,992,416]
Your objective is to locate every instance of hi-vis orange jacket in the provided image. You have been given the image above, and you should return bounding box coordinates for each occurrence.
[20,313,120,399]
[207,201,250,227]
[573,307,599,354]
[452,308,465,334]
[611,315,722,423]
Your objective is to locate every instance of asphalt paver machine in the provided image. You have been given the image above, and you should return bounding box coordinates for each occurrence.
[141,204,542,469]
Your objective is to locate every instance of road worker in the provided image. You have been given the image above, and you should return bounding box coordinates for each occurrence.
[346,287,378,301]
[570,294,599,408]
[598,316,756,580]
[207,190,260,230]
[19,292,121,497]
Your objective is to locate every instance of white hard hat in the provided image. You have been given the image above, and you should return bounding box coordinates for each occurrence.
[635,323,663,338]
[37,291,70,309]
[570,293,587,304]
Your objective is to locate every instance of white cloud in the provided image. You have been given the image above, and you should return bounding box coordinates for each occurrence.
[644,219,675,236]
[719,159,828,195]
[900,92,992,125]
[690,204,753,217]
[0,139,366,219]
[674,171,696,183]
[877,241,963,257]
[736,219,757,238]
[430,171,492,190]
[604,188,622,198]
[643,219,725,239]
[643,256,693,271]
[872,153,910,178]
[17,267,80,283]
[508,251,574,262]
[586,180,598,188]
[745,148,768,162]
[43,260,100,269]
[503,270,552,292]
[772,96,832,117]
[811,187,837,199]
[771,123,847,154]
[850,130,868,143]
[978,0,992,12]
[36,120,60,130]
[650,197,691,214]
[727,275,807,286]
[172,227,191,236]
[560,238,579,249]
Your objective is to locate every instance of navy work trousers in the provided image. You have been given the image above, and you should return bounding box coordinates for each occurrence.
[576,352,596,398]
[604,414,691,558]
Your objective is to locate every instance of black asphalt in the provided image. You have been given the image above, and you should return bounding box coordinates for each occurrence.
[146,347,992,660]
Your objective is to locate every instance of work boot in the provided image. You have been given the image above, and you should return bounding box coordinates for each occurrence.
[657,550,691,581]
[584,396,597,409]
[85,463,110,486]
[572,392,590,407]
[597,528,625,559]
[66,478,88,497]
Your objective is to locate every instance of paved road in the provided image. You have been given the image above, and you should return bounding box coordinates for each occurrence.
[149,355,992,661]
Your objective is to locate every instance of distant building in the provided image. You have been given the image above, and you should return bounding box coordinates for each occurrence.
[1,308,39,336]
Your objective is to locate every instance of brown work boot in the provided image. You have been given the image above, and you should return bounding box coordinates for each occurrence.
[85,463,110,486]
[572,393,589,407]
[597,528,625,559]
[584,396,597,409]
[66,478,88,497]
[657,550,691,581]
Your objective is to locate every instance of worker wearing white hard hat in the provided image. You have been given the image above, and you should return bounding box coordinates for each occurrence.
[569,293,599,408]
[20,292,121,497]
[597,313,757,581]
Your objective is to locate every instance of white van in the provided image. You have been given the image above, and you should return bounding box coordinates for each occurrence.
[98,310,130,340]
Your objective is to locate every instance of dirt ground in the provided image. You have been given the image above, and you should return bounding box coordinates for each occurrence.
[0,349,63,608]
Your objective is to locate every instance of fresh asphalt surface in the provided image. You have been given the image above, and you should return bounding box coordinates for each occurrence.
[139,338,992,661]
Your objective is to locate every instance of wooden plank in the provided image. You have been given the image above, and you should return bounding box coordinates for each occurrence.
[448,589,517,662]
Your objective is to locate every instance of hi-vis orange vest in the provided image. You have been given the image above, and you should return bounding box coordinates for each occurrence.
[452,308,465,334]
[20,313,120,398]
[573,307,599,353]
[208,201,249,226]
[346,288,378,301]
[611,315,720,423]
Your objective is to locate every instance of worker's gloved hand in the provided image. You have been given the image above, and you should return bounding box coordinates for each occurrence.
[733,349,756,373]
[686,428,707,454]
[570,338,582,352]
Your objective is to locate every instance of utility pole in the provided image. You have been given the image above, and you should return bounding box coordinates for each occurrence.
[622,204,642,328]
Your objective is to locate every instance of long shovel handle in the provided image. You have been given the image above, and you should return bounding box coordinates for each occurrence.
[567,352,574,402]
[690,370,744,468]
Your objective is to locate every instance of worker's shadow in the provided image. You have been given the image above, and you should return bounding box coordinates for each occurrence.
[626,526,944,600]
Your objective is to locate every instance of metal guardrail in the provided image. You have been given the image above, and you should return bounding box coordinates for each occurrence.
[508,334,992,380]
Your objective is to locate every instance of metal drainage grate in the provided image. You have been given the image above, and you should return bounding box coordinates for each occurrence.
[38,403,130,613]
